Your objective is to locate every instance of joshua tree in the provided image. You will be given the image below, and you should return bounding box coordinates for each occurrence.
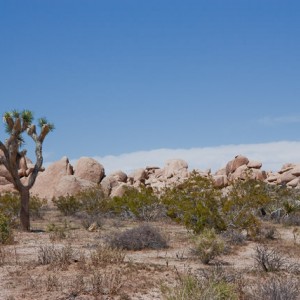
[0,110,54,231]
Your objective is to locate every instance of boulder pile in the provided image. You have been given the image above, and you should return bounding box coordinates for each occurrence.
[0,153,300,199]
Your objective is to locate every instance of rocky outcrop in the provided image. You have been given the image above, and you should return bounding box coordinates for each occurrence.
[265,163,300,188]
[2,152,300,200]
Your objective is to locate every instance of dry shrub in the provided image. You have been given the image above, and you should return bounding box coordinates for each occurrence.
[254,244,287,272]
[221,229,246,245]
[258,225,279,240]
[90,245,125,267]
[249,276,300,300]
[108,223,168,250]
[88,270,123,296]
[37,244,75,270]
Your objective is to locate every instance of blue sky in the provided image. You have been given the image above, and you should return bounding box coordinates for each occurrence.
[1,1,300,173]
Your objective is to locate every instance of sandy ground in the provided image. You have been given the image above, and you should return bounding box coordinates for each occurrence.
[1,208,300,300]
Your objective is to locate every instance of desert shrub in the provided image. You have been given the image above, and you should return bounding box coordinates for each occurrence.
[89,270,123,296]
[76,187,108,215]
[0,193,46,221]
[254,244,287,272]
[222,178,272,237]
[282,212,300,226]
[0,193,19,220]
[108,223,168,250]
[249,276,300,300]
[52,188,108,217]
[0,213,13,244]
[221,229,246,245]
[257,224,279,240]
[162,172,226,233]
[37,244,74,269]
[46,222,70,241]
[29,196,47,219]
[162,269,239,300]
[192,228,224,264]
[90,245,125,267]
[80,212,104,230]
[109,186,165,221]
[52,195,81,216]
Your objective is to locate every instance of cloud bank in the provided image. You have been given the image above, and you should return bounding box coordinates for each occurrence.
[80,141,300,175]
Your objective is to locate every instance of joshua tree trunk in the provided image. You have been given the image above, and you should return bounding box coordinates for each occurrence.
[19,187,30,231]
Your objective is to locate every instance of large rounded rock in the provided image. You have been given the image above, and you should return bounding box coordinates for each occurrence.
[31,156,74,199]
[247,160,262,169]
[74,157,105,184]
[53,175,96,198]
[226,155,249,175]
[280,171,297,184]
[213,175,228,188]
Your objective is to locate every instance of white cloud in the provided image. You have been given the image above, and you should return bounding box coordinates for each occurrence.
[259,115,300,125]
[77,141,300,175]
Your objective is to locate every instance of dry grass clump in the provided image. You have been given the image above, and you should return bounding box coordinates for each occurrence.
[162,266,241,300]
[108,223,168,250]
[37,244,75,270]
[90,244,125,267]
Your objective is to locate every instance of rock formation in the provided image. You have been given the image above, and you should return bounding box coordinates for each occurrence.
[1,153,300,200]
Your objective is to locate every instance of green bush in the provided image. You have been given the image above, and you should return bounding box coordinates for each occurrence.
[222,178,272,237]
[109,186,164,221]
[162,172,226,233]
[0,192,46,224]
[0,193,20,220]
[0,213,13,244]
[192,228,224,264]
[52,195,81,216]
[52,188,108,217]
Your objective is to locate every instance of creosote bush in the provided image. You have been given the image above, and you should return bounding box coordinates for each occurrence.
[108,223,168,250]
[52,188,108,218]
[162,172,226,233]
[192,228,225,264]
[222,177,272,237]
[109,186,165,221]
[0,192,46,223]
